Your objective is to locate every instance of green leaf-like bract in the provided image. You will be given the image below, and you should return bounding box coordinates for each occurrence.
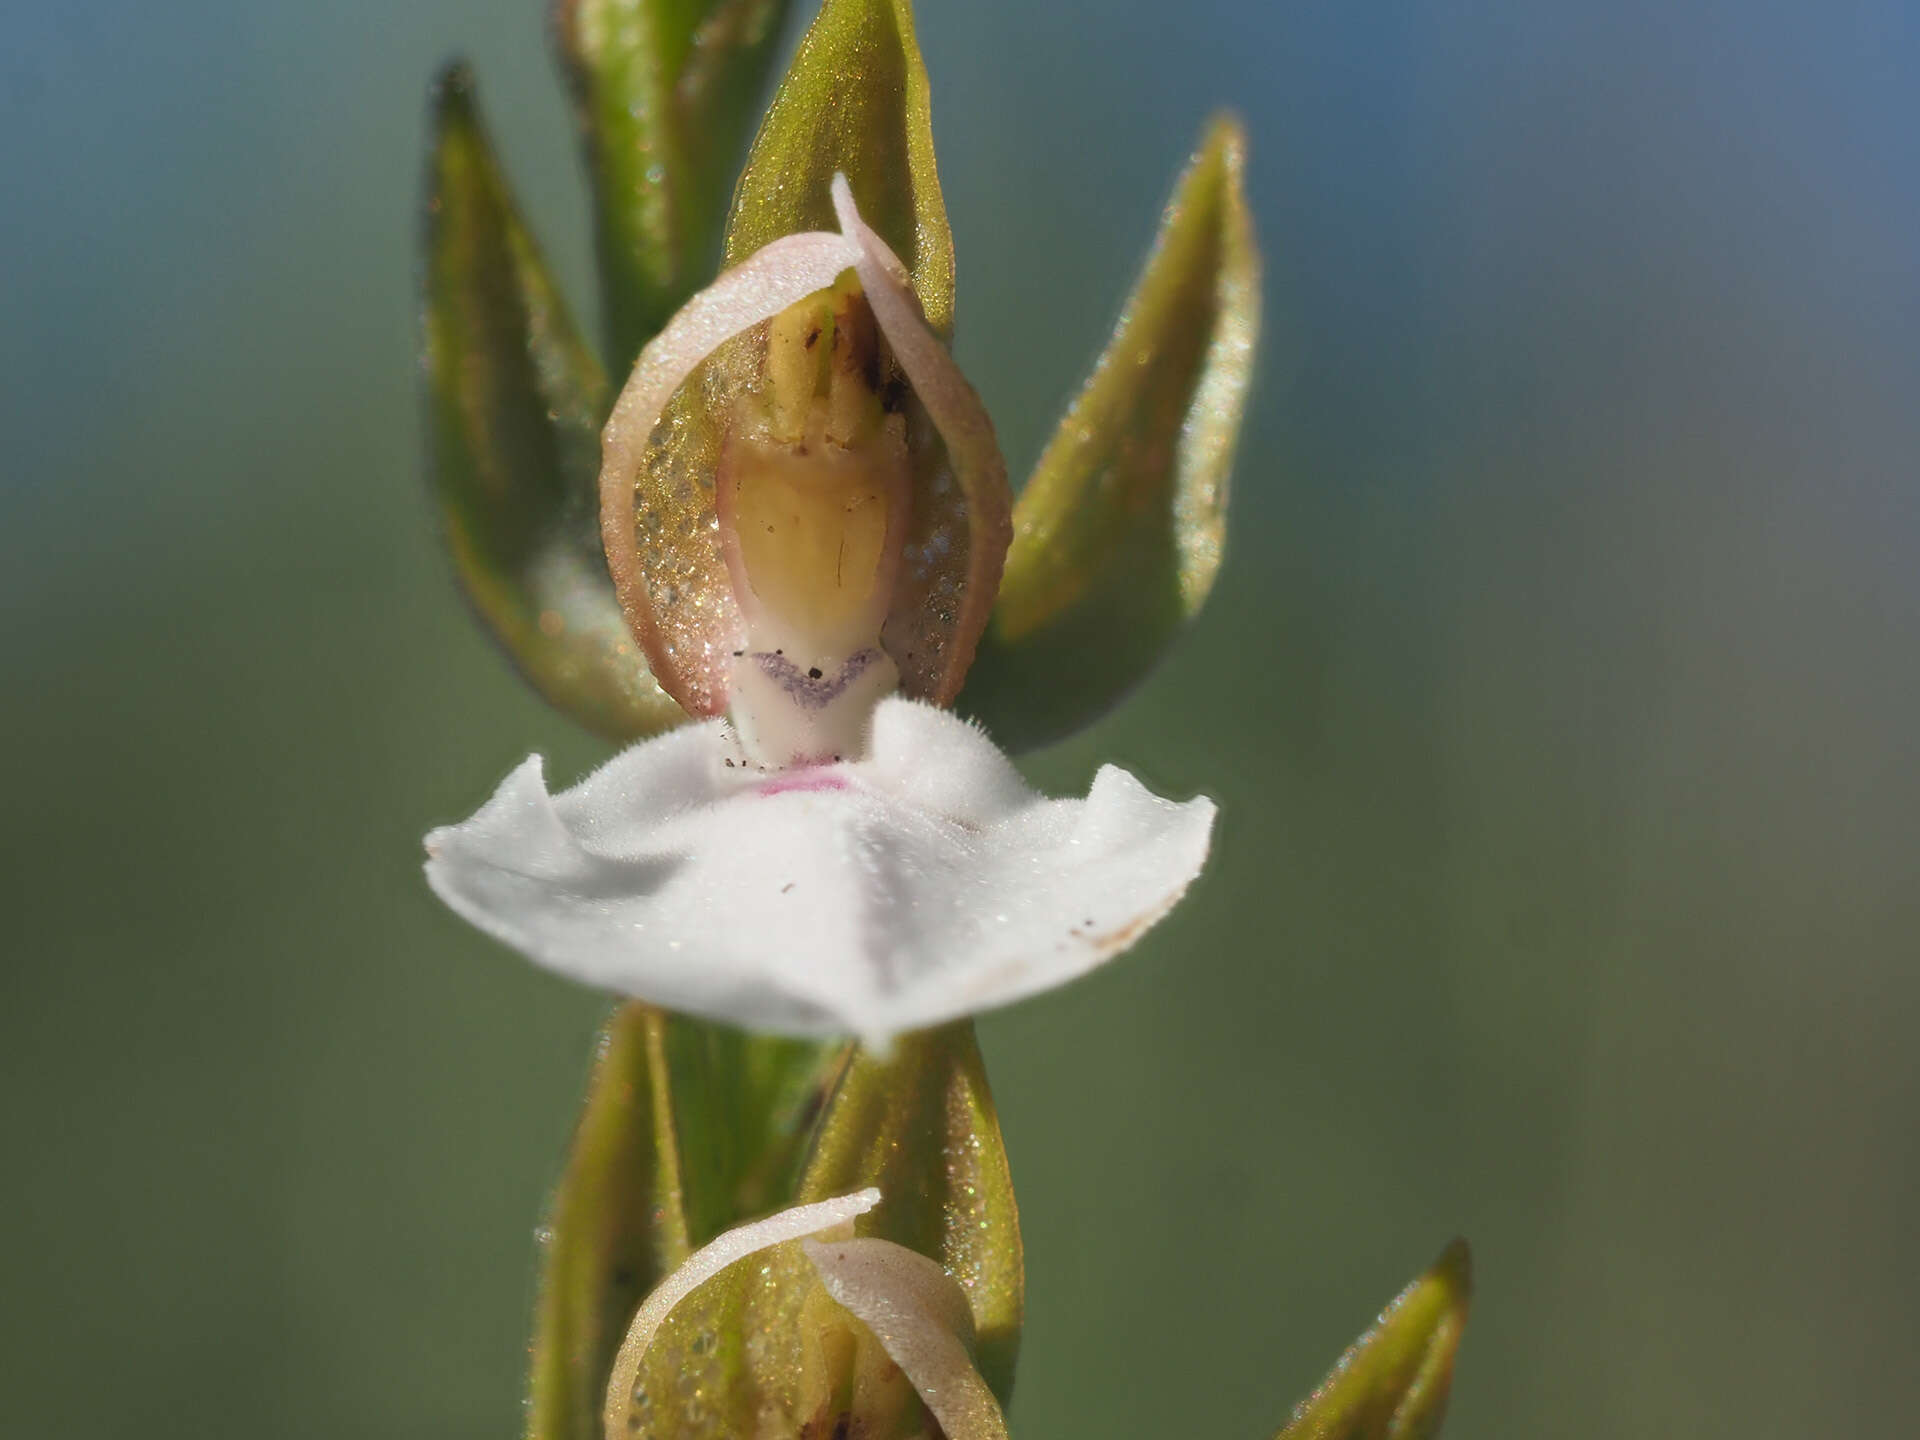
[421,63,683,743]
[1273,1240,1472,1440]
[723,0,954,335]
[794,1022,1024,1407]
[526,1006,687,1440]
[525,1004,841,1440]
[962,114,1261,750]
[554,0,797,369]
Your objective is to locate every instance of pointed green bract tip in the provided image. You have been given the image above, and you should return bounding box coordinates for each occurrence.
[724,0,953,335]
[431,56,477,107]
[554,0,799,368]
[960,110,1261,751]
[1429,1238,1472,1299]
[1273,1239,1473,1440]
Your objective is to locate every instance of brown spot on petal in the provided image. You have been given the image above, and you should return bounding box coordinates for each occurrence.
[1089,885,1195,958]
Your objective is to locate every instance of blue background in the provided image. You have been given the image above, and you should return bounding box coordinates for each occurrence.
[3,2,1917,1435]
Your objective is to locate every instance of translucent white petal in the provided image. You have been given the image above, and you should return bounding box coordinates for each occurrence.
[803,1237,1008,1440]
[424,698,1214,1047]
[600,1188,881,1440]
[599,229,862,496]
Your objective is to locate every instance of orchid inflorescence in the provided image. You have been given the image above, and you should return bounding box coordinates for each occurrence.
[417,1,1469,1437]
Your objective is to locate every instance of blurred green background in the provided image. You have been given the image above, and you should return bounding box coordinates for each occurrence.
[5,1,1917,1435]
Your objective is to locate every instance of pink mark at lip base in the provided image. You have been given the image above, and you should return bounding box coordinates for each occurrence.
[754,768,853,798]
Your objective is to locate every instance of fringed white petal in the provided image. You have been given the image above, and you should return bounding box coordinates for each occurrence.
[424,698,1215,1048]
[599,1188,882,1439]
[803,1236,1009,1440]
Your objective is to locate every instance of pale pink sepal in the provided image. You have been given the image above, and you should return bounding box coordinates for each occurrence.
[804,1235,1009,1440]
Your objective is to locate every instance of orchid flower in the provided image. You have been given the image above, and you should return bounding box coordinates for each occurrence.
[601,1188,1007,1440]
[414,11,1483,1440]
[424,177,1216,1048]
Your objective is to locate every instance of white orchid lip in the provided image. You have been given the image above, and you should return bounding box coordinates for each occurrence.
[423,697,1215,1050]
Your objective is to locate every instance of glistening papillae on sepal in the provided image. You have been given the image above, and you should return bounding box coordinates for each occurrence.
[525,1003,842,1440]
[602,1190,1010,1440]
[421,64,683,744]
[962,114,1261,750]
[552,0,798,370]
[1273,1240,1472,1440]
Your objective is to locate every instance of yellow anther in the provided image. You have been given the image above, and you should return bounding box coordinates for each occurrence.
[764,294,834,445]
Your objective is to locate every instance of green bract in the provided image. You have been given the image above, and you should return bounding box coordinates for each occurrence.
[961,115,1261,749]
[555,0,799,368]
[1273,1241,1473,1440]
[526,1005,840,1440]
[526,1006,684,1440]
[421,66,682,743]
[725,0,952,335]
